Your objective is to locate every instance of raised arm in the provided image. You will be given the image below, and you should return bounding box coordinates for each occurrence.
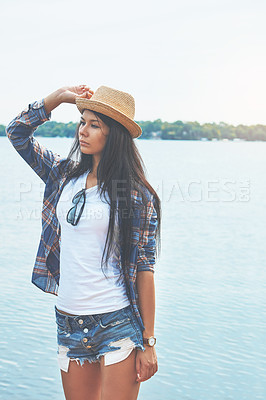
[6,85,94,183]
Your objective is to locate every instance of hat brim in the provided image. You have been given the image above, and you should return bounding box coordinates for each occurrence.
[76,98,142,139]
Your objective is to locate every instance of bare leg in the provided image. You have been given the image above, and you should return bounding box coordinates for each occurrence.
[100,348,141,400]
[60,359,101,400]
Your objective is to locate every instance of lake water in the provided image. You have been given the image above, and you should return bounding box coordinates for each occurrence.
[1,136,266,399]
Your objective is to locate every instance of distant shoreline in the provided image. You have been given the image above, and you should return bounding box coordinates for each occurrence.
[1,120,266,141]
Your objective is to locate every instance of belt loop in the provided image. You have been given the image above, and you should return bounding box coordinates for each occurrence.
[65,316,72,332]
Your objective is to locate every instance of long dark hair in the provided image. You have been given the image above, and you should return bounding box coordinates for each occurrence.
[63,110,161,285]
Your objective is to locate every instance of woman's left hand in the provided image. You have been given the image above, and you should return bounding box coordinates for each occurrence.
[135,346,158,382]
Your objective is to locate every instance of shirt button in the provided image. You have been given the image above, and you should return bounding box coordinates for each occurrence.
[83,338,88,343]
[78,319,83,325]
[83,328,88,333]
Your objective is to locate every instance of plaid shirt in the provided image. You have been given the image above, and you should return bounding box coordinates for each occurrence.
[6,99,158,332]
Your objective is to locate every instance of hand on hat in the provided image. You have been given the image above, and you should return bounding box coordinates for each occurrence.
[43,85,94,114]
[59,85,94,104]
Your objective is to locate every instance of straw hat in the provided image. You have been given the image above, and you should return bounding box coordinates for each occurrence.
[76,86,142,139]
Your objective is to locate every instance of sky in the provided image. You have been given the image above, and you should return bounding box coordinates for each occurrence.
[1,0,266,126]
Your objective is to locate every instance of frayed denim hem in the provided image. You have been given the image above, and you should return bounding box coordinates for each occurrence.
[57,340,145,372]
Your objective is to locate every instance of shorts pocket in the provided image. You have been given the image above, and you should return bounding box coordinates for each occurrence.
[56,316,68,334]
[99,313,131,329]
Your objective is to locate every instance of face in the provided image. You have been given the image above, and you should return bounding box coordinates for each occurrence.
[78,110,110,156]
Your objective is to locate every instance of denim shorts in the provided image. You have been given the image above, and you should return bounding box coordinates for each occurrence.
[54,304,145,373]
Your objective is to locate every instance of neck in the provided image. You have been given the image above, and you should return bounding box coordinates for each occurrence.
[89,171,97,179]
[91,154,101,177]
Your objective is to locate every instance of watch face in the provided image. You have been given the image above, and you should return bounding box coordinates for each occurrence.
[148,337,155,346]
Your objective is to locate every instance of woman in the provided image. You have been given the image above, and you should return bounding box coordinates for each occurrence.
[6,85,161,400]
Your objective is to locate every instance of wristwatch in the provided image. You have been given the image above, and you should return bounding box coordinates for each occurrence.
[143,336,156,347]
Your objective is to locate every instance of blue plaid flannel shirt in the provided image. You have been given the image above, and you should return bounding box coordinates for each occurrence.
[6,99,158,332]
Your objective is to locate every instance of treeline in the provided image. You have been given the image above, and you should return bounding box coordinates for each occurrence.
[1,120,266,141]
[138,120,266,141]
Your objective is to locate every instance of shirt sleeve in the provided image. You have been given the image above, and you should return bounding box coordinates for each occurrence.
[6,99,61,184]
[137,195,158,273]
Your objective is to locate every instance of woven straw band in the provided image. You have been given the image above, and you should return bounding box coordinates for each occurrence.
[76,86,142,139]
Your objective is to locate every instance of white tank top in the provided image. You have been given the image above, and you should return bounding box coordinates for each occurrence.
[55,171,130,315]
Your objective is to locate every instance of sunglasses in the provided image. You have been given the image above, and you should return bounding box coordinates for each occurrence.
[66,188,86,226]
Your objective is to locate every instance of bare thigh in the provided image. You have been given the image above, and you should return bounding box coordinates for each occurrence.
[60,359,101,400]
[100,348,141,400]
